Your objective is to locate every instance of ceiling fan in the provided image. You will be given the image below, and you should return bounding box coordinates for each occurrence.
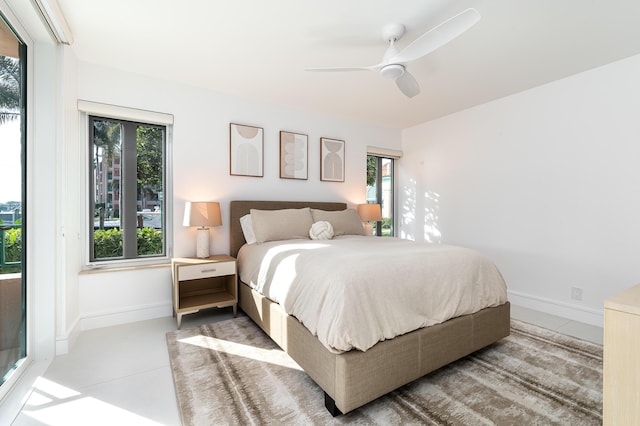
[305,8,481,98]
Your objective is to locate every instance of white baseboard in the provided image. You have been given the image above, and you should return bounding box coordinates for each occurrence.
[55,317,81,355]
[508,290,604,328]
[80,302,172,331]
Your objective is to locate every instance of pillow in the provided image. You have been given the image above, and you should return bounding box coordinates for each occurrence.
[310,209,366,236]
[239,214,256,245]
[309,221,334,240]
[250,208,314,243]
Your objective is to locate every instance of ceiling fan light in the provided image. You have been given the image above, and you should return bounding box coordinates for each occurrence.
[380,64,405,79]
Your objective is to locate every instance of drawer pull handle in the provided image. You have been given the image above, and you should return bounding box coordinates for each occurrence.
[201,268,217,273]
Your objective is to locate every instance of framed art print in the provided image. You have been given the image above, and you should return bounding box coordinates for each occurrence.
[280,131,308,180]
[320,137,345,182]
[230,123,263,177]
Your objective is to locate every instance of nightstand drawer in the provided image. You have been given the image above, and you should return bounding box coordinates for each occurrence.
[178,261,236,281]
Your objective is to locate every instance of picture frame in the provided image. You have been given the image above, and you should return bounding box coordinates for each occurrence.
[229,123,264,177]
[320,137,345,182]
[279,131,308,180]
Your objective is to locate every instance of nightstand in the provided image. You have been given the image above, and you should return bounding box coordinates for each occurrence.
[171,255,238,328]
[603,283,640,424]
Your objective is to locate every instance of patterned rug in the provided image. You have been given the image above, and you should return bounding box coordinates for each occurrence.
[166,316,602,425]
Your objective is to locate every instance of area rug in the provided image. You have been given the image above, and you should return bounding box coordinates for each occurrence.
[166,316,602,425]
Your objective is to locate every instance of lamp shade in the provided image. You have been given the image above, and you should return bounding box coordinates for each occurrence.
[357,203,382,222]
[183,202,222,228]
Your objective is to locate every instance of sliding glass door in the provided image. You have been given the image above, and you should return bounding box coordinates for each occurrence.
[0,13,26,387]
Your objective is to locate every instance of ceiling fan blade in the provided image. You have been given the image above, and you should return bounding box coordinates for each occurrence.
[391,8,480,64]
[396,70,420,98]
[305,65,377,72]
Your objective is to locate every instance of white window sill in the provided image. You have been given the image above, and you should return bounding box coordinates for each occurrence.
[80,260,170,275]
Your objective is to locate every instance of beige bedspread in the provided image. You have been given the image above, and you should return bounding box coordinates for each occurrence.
[237,236,508,353]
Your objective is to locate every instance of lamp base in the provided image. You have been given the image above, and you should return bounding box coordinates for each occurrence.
[196,227,210,258]
[364,223,374,236]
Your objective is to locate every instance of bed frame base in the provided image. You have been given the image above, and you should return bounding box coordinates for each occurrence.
[238,280,510,415]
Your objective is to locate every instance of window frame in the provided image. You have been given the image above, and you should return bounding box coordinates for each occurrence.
[79,101,174,268]
[367,146,402,237]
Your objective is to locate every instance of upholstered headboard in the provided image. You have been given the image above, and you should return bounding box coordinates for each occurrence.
[229,200,348,257]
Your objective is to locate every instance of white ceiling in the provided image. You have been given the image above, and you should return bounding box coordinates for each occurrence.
[56,0,640,129]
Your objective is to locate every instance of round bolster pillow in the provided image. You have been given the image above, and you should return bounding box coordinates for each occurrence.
[309,221,334,240]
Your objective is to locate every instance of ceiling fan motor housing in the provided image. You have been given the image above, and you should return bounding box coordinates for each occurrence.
[380,64,405,79]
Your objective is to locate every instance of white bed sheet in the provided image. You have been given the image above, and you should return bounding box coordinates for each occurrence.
[237,236,508,353]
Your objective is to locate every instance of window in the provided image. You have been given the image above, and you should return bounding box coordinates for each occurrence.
[0,13,26,387]
[366,151,399,236]
[88,114,169,262]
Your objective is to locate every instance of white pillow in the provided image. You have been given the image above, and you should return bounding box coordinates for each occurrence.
[239,214,257,244]
[309,221,334,240]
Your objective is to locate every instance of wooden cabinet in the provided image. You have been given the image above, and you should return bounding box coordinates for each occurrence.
[603,283,640,425]
[171,255,237,328]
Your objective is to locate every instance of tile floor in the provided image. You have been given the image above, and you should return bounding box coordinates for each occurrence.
[8,305,602,425]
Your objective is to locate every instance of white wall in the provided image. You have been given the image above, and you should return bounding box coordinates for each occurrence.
[57,46,81,354]
[68,61,401,333]
[400,53,640,326]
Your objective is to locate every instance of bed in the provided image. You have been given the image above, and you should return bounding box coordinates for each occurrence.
[230,200,510,415]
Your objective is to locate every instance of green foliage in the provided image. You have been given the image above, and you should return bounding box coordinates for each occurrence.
[366,156,377,187]
[136,227,163,256]
[92,119,121,160]
[3,227,21,261]
[93,227,163,259]
[3,226,163,268]
[376,217,393,237]
[93,228,123,258]
[1,227,22,274]
[0,55,21,125]
[136,126,164,189]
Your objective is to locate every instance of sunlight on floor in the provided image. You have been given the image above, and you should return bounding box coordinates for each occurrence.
[20,377,163,426]
[178,335,303,371]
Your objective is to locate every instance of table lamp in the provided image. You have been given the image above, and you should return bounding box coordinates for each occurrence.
[357,203,382,236]
[183,201,222,258]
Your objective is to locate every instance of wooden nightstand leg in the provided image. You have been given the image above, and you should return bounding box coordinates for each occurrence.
[233,304,237,318]
[177,313,183,329]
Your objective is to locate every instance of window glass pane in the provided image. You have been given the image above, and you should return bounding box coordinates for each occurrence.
[90,117,166,262]
[381,158,393,236]
[136,125,164,256]
[366,155,394,236]
[92,119,123,259]
[0,14,26,387]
